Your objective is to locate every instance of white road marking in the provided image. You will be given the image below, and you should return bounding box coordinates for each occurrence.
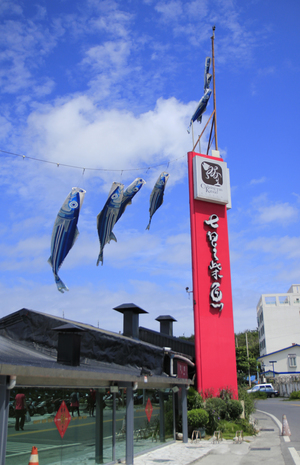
[288,447,300,465]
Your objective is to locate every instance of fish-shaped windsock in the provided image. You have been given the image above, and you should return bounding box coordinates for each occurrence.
[96,182,124,266]
[146,172,170,230]
[116,177,146,223]
[48,187,86,293]
[204,57,212,91]
[187,88,212,134]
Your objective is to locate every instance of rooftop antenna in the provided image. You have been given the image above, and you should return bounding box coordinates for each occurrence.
[191,26,219,154]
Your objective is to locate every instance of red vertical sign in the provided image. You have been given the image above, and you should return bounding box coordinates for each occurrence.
[145,398,153,422]
[177,361,188,379]
[188,151,238,398]
[54,400,71,438]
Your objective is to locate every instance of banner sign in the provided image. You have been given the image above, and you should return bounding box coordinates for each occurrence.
[188,151,238,398]
[193,155,230,205]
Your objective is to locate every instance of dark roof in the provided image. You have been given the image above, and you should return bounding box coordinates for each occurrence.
[139,326,195,359]
[0,308,193,389]
[257,344,300,360]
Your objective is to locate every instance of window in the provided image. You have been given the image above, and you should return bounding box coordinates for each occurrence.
[265,296,276,305]
[288,355,297,368]
[278,295,289,305]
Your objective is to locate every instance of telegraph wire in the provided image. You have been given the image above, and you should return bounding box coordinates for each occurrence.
[0,148,186,173]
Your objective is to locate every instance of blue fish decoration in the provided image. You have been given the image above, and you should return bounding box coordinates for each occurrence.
[146,172,170,230]
[187,88,212,133]
[116,177,146,223]
[48,187,86,293]
[97,182,124,266]
[204,56,212,91]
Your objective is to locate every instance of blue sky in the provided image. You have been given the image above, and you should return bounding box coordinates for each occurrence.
[1,0,300,337]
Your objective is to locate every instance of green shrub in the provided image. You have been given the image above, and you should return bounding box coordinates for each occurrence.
[218,420,241,437]
[238,387,255,420]
[289,391,300,400]
[187,387,203,410]
[218,387,234,401]
[225,399,243,421]
[205,397,226,433]
[187,408,209,430]
[235,418,257,436]
[249,391,267,399]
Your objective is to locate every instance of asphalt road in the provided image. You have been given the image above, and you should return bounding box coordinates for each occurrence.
[6,405,160,464]
[256,398,300,465]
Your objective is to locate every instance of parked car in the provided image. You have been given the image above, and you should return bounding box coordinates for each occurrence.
[247,383,279,397]
[263,387,279,398]
[247,383,274,394]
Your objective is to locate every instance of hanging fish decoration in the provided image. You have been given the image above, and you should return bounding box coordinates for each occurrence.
[187,56,213,134]
[116,177,146,223]
[96,182,124,266]
[146,172,170,230]
[187,88,212,133]
[48,187,86,293]
[204,56,212,92]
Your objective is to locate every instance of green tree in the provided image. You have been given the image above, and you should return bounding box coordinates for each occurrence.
[236,346,259,385]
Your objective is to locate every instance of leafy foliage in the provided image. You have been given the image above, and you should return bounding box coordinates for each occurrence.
[187,408,209,430]
[225,399,243,421]
[289,390,300,400]
[187,387,203,410]
[235,330,260,386]
[238,387,255,420]
[205,397,226,433]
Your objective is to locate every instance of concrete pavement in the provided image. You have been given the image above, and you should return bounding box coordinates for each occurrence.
[135,409,291,465]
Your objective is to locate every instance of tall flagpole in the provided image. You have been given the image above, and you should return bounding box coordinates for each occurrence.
[211,26,218,151]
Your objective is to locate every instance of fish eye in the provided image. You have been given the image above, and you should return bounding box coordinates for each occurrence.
[68,200,78,209]
[111,193,118,199]
[133,187,139,191]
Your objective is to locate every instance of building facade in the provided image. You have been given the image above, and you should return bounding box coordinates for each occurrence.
[0,306,193,465]
[257,344,300,378]
[257,284,300,356]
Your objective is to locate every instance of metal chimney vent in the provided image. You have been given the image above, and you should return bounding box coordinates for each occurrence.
[53,323,85,367]
[113,303,148,340]
[156,315,177,337]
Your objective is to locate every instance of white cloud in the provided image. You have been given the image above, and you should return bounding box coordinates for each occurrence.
[250,176,266,185]
[256,203,298,224]
[82,40,131,72]
[247,235,300,259]
[26,96,194,177]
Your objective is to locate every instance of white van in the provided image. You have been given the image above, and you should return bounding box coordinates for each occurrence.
[247,383,279,397]
[247,383,273,394]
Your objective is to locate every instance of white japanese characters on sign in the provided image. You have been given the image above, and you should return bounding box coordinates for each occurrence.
[204,214,224,312]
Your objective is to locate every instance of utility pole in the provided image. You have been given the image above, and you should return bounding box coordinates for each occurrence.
[246,332,251,387]
[211,25,218,150]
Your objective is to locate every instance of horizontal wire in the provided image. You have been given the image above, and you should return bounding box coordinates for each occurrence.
[0,148,186,172]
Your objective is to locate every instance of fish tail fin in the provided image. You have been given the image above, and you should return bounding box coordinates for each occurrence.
[146,219,151,230]
[96,251,103,266]
[109,231,117,243]
[55,275,69,293]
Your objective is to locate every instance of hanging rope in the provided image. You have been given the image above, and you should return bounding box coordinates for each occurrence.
[0,148,185,173]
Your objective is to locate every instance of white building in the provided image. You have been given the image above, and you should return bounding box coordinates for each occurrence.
[257,344,300,378]
[257,284,300,356]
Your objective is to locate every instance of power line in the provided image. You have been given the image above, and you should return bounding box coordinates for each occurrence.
[0,148,186,173]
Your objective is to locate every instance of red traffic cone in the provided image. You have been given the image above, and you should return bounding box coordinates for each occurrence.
[28,446,39,464]
[282,415,291,436]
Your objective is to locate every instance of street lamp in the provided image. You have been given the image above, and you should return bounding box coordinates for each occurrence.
[269,360,277,378]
